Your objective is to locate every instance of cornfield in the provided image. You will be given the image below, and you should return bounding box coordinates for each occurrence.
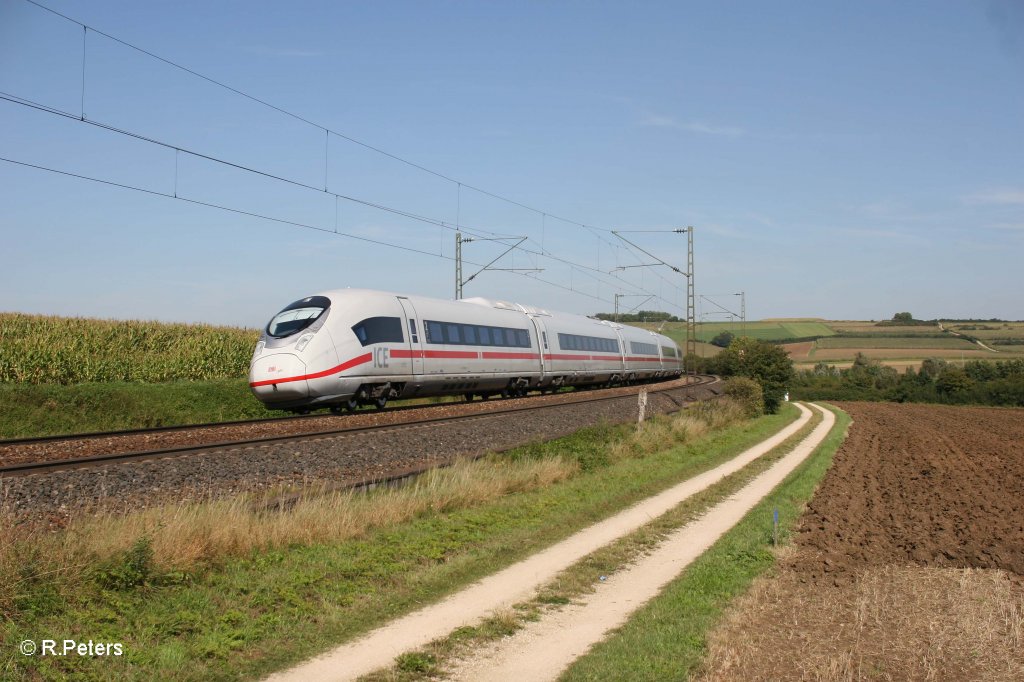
[0,312,259,384]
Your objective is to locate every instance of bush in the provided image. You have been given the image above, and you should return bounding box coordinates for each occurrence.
[722,377,764,417]
[715,337,795,414]
[710,331,735,348]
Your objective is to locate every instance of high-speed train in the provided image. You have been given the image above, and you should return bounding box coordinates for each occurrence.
[249,289,684,413]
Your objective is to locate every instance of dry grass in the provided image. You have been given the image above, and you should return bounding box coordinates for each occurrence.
[700,562,1024,681]
[0,455,577,609]
[606,400,743,463]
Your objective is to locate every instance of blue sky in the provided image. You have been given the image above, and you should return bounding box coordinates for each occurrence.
[1,0,1022,327]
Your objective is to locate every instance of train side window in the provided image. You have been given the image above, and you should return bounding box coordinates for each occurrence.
[478,326,491,345]
[351,317,404,347]
[445,323,461,344]
[517,330,529,347]
[426,321,443,344]
[542,331,548,349]
[492,328,505,346]
[408,319,418,344]
[464,325,477,344]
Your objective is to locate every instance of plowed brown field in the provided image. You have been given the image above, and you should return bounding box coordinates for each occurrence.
[796,402,1024,580]
[701,402,1024,681]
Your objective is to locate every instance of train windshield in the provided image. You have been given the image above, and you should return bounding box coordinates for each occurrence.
[266,295,330,338]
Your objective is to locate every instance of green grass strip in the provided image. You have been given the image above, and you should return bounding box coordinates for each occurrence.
[3,406,799,681]
[560,404,850,681]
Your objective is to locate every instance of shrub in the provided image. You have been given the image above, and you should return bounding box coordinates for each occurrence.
[722,377,764,417]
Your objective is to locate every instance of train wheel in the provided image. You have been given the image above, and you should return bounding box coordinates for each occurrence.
[345,398,359,412]
[464,393,474,402]
[374,396,388,410]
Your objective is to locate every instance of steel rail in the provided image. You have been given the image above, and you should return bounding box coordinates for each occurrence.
[1,376,718,478]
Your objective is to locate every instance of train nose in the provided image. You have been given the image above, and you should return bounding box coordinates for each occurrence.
[249,353,309,402]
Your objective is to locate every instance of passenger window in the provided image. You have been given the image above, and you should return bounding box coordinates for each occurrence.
[464,325,477,344]
[479,327,491,345]
[445,324,461,344]
[492,328,505,346]
[351,317,403,347]
[426,321,443,343]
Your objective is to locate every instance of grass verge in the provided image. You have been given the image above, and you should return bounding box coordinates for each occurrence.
[1,400,796,681]
[0,379,274,438]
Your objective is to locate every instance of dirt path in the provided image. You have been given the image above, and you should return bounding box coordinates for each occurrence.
[265,403,820,682]
[443,404,835,681]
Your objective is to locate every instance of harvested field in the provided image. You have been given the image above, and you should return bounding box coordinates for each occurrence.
[794,359,923,373]
[945,322,1024,340]
[811,347,995,361]
[829,322,942,335]
[816,336,977,350]
[780,341,813,359]
[700,402,1024,681]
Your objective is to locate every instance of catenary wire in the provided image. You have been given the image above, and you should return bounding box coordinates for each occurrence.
[0,155,620,305]
[21,0,620,237]
[0,91,683,311]
[13,0,689,311]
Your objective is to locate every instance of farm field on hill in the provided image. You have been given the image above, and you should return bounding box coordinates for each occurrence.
[810,347,997,362]
[815,336,976,350]
[944,321,1024,341]
[654,319,835,345]
[700,402,1024,680]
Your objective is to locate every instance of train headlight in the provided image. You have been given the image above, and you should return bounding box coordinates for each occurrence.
[294,333,315,352]
[252,341,265,360]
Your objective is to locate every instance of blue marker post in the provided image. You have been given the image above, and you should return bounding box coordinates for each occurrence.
[772,508,779,546]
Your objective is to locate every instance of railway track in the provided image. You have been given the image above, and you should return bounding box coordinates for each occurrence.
[1,375,718,478]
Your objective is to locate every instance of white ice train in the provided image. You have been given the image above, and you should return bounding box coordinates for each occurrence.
[249,289,684,413]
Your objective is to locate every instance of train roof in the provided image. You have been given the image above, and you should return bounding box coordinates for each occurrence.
[312,288,677,345]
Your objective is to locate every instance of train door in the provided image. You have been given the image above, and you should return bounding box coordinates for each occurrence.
[528,315,548,378]
[396,296,424,375]
[615,330,627,371]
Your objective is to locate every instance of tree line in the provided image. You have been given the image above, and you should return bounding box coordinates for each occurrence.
[788,354,1024,406]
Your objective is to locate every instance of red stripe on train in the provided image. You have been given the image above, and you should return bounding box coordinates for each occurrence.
[481,351,541,360]
[249,352,372,387]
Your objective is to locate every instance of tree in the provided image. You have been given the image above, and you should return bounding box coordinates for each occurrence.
[893,312,914,323]
[715,337,795,413]
[919,357,947,382]
[710,331,735,348]
[936,366,973,396]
